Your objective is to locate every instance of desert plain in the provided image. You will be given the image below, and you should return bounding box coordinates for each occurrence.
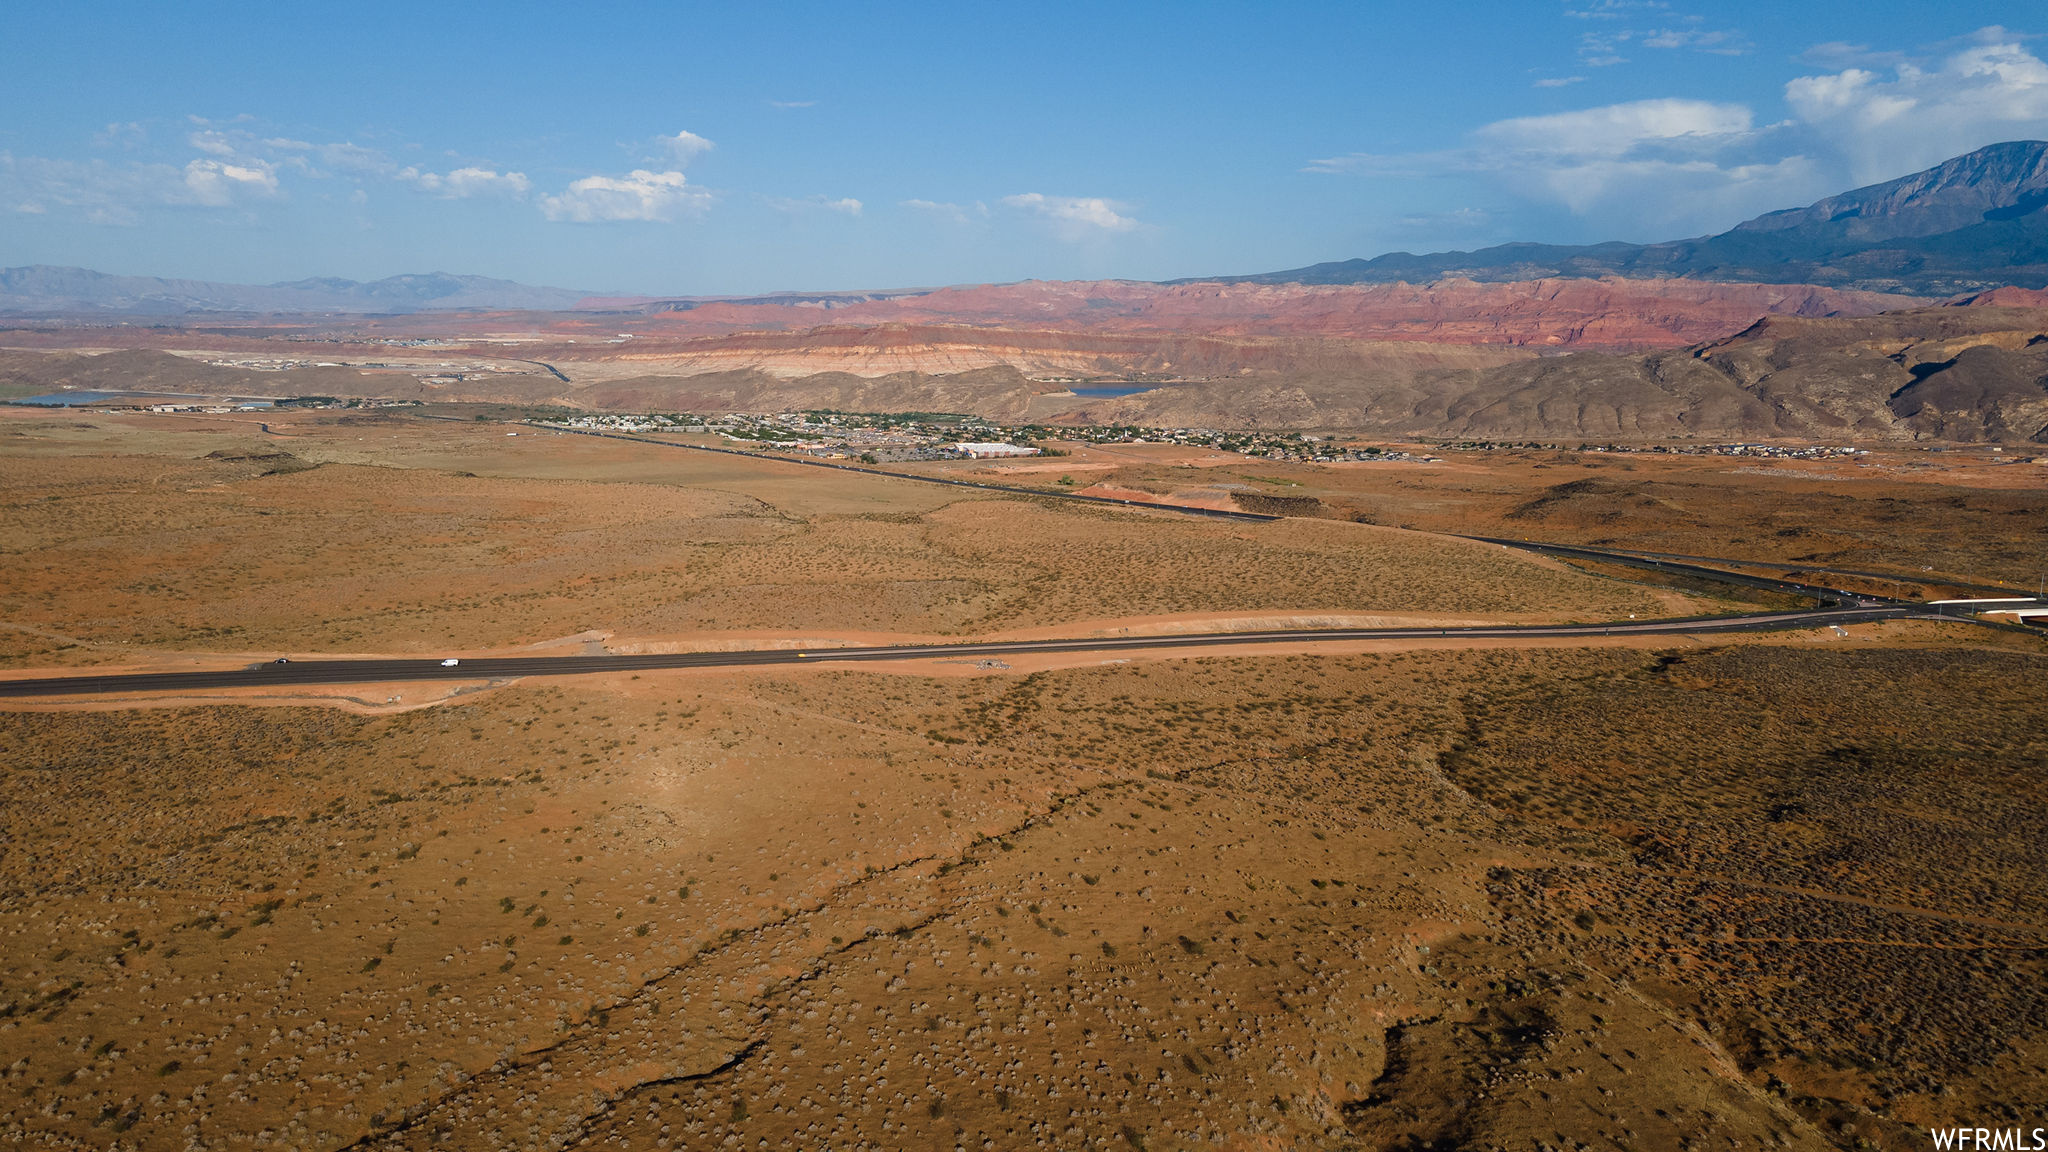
[0,400,2039,1152]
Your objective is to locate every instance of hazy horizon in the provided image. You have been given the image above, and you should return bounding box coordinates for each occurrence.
[5,1,2046,296]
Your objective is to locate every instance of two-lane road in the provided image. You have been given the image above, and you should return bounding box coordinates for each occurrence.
[0,604,1920,699]
[1,509,2020,701]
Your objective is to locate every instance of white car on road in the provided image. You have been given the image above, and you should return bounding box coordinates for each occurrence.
[440,658,461,667]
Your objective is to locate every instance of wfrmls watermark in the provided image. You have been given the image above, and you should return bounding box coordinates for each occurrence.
[1930,1128,2047,1150]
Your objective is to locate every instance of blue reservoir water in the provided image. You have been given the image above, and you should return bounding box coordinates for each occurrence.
[11,391,275,408]
[1069,384,1163,398]
[14,391,130,406]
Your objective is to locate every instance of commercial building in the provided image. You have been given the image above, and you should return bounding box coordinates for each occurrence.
[950,442,1041,459]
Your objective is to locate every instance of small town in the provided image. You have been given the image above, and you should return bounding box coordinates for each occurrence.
[1439,438,1875,459]
[1584,441,1872,459]
[545,409,1442,463]
[4,7,2045,1151]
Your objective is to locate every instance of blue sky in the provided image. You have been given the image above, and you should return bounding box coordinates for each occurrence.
[3,1,2045,294]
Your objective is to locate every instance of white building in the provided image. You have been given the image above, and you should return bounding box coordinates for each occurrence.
[952,442,1041,459]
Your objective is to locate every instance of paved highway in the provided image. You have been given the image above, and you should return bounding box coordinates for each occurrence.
[1554,544,2041,600]
[1474,537,2044,625]
[0,426,2016,702]
[0,604,1921,699]
[1462,536,1858,602]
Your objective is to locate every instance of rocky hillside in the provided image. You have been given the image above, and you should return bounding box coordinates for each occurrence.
[580,325,1530,381]
[570,277,1917,355]
[1065,299,2048,443]
[583,299,2048,443]
[9,298,2044,442]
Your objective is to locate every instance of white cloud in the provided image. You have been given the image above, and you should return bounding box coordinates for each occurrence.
[188,129,242,158]
[1641,26,1749,55]
[902,198,988,224]
[1306,28,2048,240]
[1576,33,1629,67]
[1474,98,1752,158]
[1301,152,1434,176]
[1785,33,2048,183]
[400,165,531,198]
[186,126,317,165]
[1001,193,1139,237]
[657,130,714,165]
[178,124,540,202]
[905,193,1136,237]
[1565,0,1670,19]
[93,122,146,149]
[8,118,547,225]
[1798,41,1907,70]
[1457,99,1770,219]
[1534,76,1586,88]
[770,194,862,216]
[1307,97,1811,235]
[1,152,280,224]
[318,142,399,177]
[541,169,709,222]
[181,158,279,205]
[301,141,533,201]
[1530,155,1824,220]
[1568,6,1749,66]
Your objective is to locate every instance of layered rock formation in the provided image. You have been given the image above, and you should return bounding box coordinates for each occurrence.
[583,277,1915,357]
[580,325,1530,382]
[1063,301,2048,442]
[9,298,2045,441]
[589,300,2048,442]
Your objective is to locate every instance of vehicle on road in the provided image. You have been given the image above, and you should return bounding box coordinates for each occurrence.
[274,657,290,664]
[0,538,1979,702]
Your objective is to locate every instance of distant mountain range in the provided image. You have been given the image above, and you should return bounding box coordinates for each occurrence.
[0,267,593,314]
[6,143,2048,317]
[1202,141,2048,296]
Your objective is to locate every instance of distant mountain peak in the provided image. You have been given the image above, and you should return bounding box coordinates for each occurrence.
[1199,141,2048,296]
[1732,140,2048,242]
